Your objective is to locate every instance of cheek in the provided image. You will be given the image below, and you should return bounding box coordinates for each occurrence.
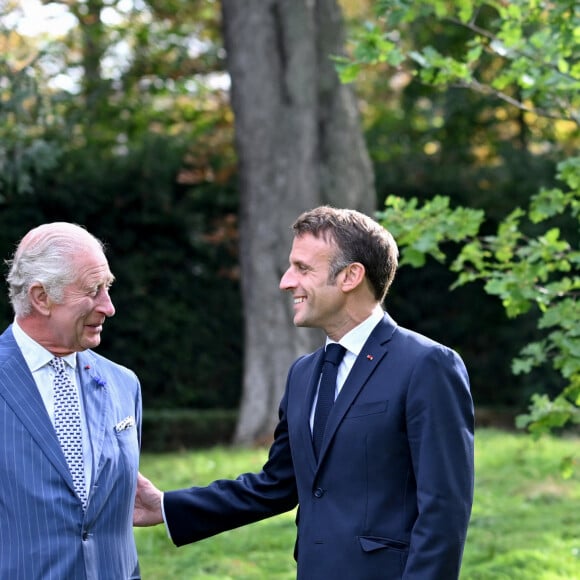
[55,303,90,330]
[72,298,93,316]
[320,287,343,309]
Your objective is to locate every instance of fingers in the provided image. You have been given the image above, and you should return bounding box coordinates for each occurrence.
[133,471,164,527]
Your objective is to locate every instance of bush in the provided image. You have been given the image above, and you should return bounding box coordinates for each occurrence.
[142,409,238,452]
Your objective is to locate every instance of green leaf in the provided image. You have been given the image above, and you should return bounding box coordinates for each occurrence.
[337,62,362,84]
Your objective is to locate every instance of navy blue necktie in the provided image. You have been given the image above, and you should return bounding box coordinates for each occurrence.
[312,343,346,460]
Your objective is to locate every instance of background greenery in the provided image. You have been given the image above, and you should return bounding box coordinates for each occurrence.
[2,1,578,445]
[353,0,579,436]
[135,429,580,579]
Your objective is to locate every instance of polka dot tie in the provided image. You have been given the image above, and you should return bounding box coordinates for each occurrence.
[50,356,87,510]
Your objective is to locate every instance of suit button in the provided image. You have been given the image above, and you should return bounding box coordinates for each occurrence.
[82,531,89,541]
[314,488,324,498]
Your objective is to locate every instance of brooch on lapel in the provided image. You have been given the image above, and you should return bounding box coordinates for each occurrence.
[366,354,374,361]
[84,364,107,388]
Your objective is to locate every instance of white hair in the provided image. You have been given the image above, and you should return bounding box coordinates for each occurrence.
[6,222,106,317]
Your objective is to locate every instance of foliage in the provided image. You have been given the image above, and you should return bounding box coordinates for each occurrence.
[3,0,577,420]
[379,184,580,436]
[379,194,484,267]
[0,20,62,200]
[349,0,580,436]
[142,408,238,452]
[0,0,242,411]
[135,429,580,578]
[340,0,580,125]
[341,2,565,410]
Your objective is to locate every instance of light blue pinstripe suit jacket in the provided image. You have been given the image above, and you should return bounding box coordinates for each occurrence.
[0,325,142,580]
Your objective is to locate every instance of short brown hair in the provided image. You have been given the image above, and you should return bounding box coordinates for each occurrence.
[292,206,398,302]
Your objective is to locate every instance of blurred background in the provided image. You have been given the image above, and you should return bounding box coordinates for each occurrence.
[1,0,577,450]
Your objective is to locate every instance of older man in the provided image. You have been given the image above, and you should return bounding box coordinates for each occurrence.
[0,222,142,579]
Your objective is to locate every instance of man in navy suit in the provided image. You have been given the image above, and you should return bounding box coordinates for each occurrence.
[134,206,474,579]
[0,222,142,579]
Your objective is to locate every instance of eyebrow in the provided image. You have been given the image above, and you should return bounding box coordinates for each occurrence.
[86,276,114,291]
[292,259,312,269]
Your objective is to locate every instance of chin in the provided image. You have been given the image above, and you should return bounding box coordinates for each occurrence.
[83,338,101,350]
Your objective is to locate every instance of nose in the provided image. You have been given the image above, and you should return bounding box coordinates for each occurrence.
[279,267,295,291]
[97,289,116,318]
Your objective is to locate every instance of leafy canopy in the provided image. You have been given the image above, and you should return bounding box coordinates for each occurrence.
[348,0,580,439]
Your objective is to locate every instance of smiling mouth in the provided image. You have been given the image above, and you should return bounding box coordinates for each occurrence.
[293,297,306,304]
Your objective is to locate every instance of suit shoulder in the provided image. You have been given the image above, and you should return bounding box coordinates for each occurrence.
[392,325,465,362]
[0,326,20,368]
[290,349,321,371]
[394,325,442,348]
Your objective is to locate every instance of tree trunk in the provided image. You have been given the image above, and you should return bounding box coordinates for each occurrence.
[221,0,374,444]
[66,0,107,119]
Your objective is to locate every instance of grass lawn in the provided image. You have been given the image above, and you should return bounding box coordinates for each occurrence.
[135,429,580,579]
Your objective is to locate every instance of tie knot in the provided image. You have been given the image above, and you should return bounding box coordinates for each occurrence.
[49,356,67,374]
[324,343,346,366]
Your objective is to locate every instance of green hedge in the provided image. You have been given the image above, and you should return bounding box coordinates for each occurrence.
[142,409,238,452]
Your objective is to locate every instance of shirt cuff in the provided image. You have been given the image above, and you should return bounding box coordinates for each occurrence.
[161,493,173,541]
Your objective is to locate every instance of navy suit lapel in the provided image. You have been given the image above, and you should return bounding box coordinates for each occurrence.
[299,348,326,466]
[0,328,73,488]
[316,314,397,464]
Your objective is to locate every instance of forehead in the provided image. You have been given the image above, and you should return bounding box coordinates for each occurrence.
[289,233,335,264]
[70,246,114,284]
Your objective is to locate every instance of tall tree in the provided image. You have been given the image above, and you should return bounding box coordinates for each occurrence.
[221,0,375,443]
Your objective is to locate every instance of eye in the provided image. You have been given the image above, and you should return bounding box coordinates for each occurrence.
[88,283,112,297]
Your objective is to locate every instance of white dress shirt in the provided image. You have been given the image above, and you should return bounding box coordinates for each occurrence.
[310,304,385,430]
[12,319,93,495]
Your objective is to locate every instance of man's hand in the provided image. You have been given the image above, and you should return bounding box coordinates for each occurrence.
[133,472,164,526]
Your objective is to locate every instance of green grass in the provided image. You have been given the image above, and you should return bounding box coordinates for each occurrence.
[135,429,580,579]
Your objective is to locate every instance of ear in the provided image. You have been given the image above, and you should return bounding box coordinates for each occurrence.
[339,262,366,293]
[29,283,52,316]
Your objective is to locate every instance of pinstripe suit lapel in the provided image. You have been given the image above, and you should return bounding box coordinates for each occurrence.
[78,351,109,485]
[0,329,72,487]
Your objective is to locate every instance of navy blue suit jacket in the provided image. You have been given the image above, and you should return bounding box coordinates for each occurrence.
[0,326,142,579]
[165,313,474,579]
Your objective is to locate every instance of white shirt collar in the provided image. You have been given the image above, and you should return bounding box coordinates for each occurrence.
[326,304,384,356]
[12,318,77,372]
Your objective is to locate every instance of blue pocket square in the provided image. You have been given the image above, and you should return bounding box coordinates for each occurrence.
[114,416,135,433]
